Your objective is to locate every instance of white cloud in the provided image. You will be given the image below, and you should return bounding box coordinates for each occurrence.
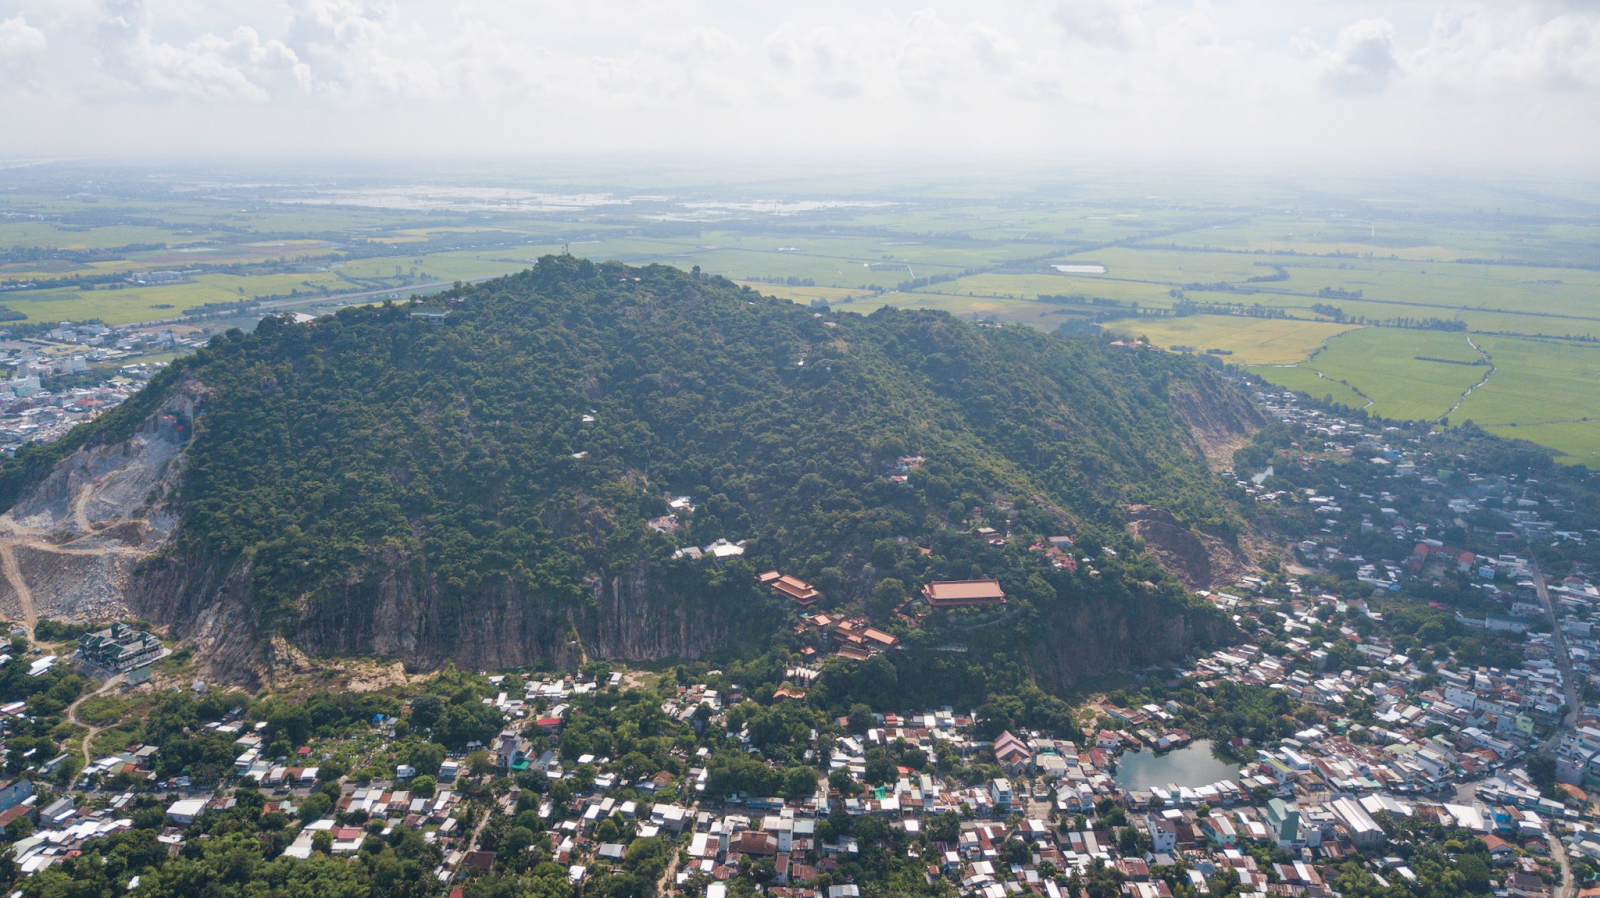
[1415,4,1600,94]
[282,0,440,101]
[763,23,874,99]
[435,19,556,100]
[758,12,1031,104]
[0,0,1595,164]
[895,12,1024,100]
[93,2,310,103]
[0,15,47,63]
[1321,18,1400,95]
[1051,0,1144,49]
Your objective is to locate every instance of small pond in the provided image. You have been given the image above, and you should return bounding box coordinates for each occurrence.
[1112,740,1240,792]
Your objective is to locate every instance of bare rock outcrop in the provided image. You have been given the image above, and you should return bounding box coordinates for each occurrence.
[1,364,1254,689]
[1024,584,1238,690]
[1168,374,1264,470]
[0,382,203,629]
[1123,503,1252,591]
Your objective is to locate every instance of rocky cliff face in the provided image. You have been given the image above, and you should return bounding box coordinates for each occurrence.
[1023,587,1238,691]
[130,533,1236,688]
[1168,373,1265,469]
[1123,503,1252,590]
[0,382,202,631]
[3,368,1251,687]
[125,535,774,683]
[287,552,758,671]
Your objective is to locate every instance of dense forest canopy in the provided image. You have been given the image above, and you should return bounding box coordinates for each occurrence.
[0,256,1245,673]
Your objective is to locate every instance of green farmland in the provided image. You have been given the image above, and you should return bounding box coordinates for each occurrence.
[3,163,1600,462]
[1104,315,1358,365]
[1289,328,1485,422]
[1245,365,1370,411]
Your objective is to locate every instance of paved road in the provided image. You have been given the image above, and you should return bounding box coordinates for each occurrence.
[1532,556,1581,754]
[1551,832,1575,898]
[1530,554,1581,898]
[259,274,504,312]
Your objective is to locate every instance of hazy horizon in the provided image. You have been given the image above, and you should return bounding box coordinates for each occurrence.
[2,1,1598,170]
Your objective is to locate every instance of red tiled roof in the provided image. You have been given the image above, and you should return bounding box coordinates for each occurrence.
[922,579,1006,607]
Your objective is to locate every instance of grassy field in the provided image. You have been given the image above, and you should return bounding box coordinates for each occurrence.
[336,249,548,282]
[1456,336,1600,425]
[829,290,1022,318]
[0,221,219,250]
[1482,420,1600,466]
[1102,315,1359,365]
[1296,327,1486,422]
[1248,364,1370,410]
[807,290,1093,330]
[1055,247,1276,284]
[0,251,553,325]
[1164,215,1600,267]
[5,168,1600,463]
[0,271,361,325]
[735,282,874,304]
[1450,336,1600,462]
[915,272,1176,306]
[1039,247,1600,325]
[1247,327,1492,421]
[0,286,195,326]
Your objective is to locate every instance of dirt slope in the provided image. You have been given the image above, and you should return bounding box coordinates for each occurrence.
[0,383,201,635]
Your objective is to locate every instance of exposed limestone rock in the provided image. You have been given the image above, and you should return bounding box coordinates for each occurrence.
[5,374,1248,688]
[1168,374,1264,470]
[1123,503,1252,591]
[1024,583,1238,691]
[0,382,202,630]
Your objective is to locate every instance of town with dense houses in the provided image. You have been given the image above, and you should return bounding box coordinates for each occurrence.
[0,318,210,449]
[1,373,1599,898]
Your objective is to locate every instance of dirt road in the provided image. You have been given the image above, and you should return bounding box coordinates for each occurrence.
[0,541,36,638]
[66,673,125,766]
[0,478,155,636]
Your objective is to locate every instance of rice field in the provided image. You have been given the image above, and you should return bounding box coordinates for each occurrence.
[915,273,1175,306]
[1481,420,1600,466]
[1301,328,1486,422]
[1250,328,1600,462]
[6,171,1600,463]
[1247,365,1370,411]
[735,282,874,305]
[1447,336,1600,462]
[1454,337,1600,426]
[1102,315,1359,365]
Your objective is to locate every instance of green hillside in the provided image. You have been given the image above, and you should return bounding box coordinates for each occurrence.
[2,256,1251,682]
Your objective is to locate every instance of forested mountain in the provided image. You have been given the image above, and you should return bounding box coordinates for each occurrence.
[1,256,1255,688]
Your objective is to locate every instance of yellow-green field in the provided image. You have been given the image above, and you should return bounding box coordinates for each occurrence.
[915,273,1175,306]
[1249,327,1484,421]
[0,285,207,326]
[734,282,874,304]
[336,249,549,282]
[1481,420,1600,465]
[1242,327,1600,463]
[5,173,1600,464]
[1298,328,1485,421]
[1103,315,1359,365]
[817,291,1095,330]
[0,222,219,250]
[1450,336,1600,462]
[1247,365,1369,410]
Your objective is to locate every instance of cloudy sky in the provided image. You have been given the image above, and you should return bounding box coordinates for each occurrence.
[0,0,1596,168]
